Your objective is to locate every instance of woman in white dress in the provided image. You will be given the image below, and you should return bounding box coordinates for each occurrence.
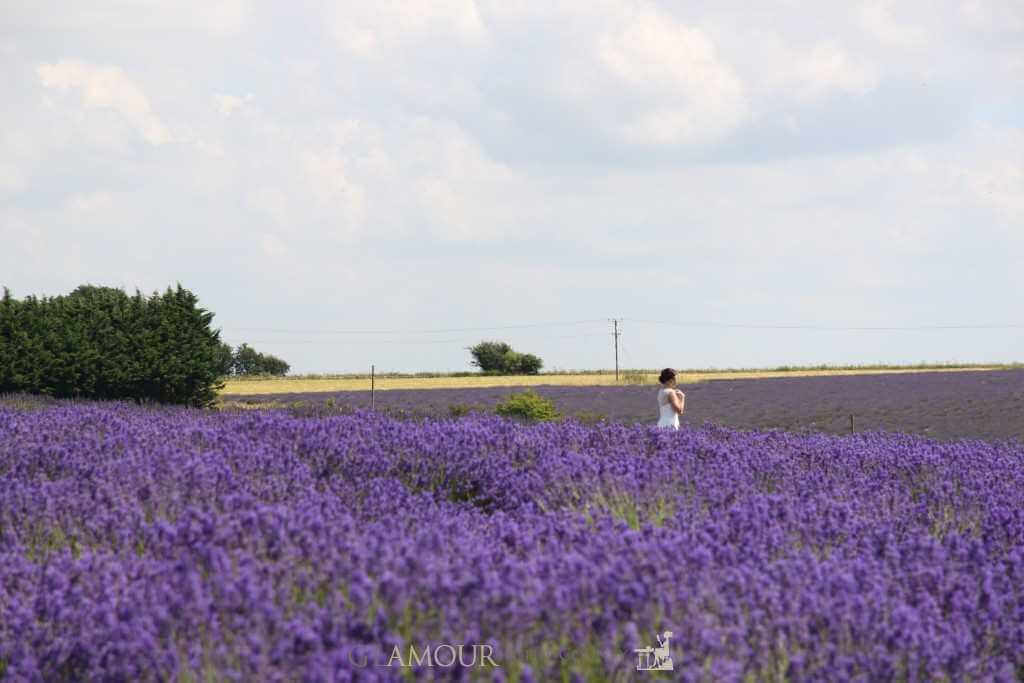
[656,368,685,430]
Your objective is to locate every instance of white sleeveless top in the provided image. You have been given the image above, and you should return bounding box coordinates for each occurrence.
[657,388,679,430]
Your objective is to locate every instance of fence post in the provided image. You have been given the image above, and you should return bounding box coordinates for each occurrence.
[850,414,854,433]
[371,364,375,411]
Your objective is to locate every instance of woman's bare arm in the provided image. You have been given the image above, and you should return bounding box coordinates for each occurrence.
[669,390,685,414]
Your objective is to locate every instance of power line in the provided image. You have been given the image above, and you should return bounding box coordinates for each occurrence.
[218,317,1024,347]
[220,317,1024,336]
[221,331,611,346]
[221,319,607,335]
[221,338,464,346]
[625,318,1024,331]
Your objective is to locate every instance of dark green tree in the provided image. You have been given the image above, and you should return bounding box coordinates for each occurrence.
[214,342,235,376]
[468,341,543,375]
[467,341,513,373]
[135,284,226,406]
[231,342,289,376]
[256,353,289,376]
[0,283,226,407]
[232,343,261,375]
[509,352,543,375]
[0,288,14,391]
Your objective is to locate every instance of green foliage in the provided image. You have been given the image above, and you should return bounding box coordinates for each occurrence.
[231,342,290,376]
[572,411,609,426]
[467,340,512,372]
[0,283,225,407]
[449,402,485,417]
[468,340,543,375]
[448,402,471,417]
[214,342,235,376]
[494,389,561,422]
[503,351,543,375]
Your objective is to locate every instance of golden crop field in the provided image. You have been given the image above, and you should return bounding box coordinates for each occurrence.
[218,365,1008,396]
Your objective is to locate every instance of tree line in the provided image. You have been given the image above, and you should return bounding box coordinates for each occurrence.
[216,342,289,377]
[0,284,287,408]
[0,283,543,408]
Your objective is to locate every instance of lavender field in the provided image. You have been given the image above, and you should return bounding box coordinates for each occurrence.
[234,368,1024,443]
[2,400,1024,681]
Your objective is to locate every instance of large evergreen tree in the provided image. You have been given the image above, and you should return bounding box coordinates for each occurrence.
[0,283,226,407]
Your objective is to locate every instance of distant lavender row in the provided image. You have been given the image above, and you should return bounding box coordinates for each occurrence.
[230,368,1024,442]
[2,402,1023,681]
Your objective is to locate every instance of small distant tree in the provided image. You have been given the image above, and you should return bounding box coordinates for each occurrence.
[232,343,262,375]
[231,342,290,376]
[467,341,543,375]
[507,352,543,375]
[467,341,513,373]
[214,342,235,376]
[257,354,289,376]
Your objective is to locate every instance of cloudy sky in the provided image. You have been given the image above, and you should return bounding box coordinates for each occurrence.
[2,1,1021,373]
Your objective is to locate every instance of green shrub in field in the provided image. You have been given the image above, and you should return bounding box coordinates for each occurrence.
[494,389,560,422]
[448,402,473,417]
[572,411,608,425]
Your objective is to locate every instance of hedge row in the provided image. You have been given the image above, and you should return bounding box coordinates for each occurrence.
[0,284,224,408]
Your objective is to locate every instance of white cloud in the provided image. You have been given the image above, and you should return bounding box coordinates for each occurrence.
[260,232,288,258]
[327,0,487,59]
[298,146,367,235]
[790,41,878,99]
[413,177,473,239]
[0,209,51,277]
[7,0,247,34]
[600,7,747,144]
[858,2,930,49]
[66,191,114,213]
[960,127,1024,224]
[246,187,290,228]
[37,59,172,145]
[406,121,520,240]
[0,163,26,198]
[212,93,253,117]
[551,3,747,146]
[596,8,733,94]
[959,0,1024,34]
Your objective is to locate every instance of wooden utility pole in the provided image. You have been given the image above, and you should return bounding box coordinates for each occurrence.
[371,365,375,411]
[610,319,621,381]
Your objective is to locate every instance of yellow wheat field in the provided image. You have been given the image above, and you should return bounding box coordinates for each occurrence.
[219,366,1006,396]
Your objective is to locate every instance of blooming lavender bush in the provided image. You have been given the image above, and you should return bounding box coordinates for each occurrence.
[1,400,1023,681]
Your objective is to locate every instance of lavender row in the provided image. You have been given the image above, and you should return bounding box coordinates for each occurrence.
[230,368,1024,442]
[1,401,1023,681]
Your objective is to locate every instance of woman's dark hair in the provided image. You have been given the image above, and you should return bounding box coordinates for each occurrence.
[658,368,677,385]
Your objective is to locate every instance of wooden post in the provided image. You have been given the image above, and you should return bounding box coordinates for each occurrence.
[371,364,375,411]
[614,319,619,382]
[610,318,621,381]
[850,414,854,433]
